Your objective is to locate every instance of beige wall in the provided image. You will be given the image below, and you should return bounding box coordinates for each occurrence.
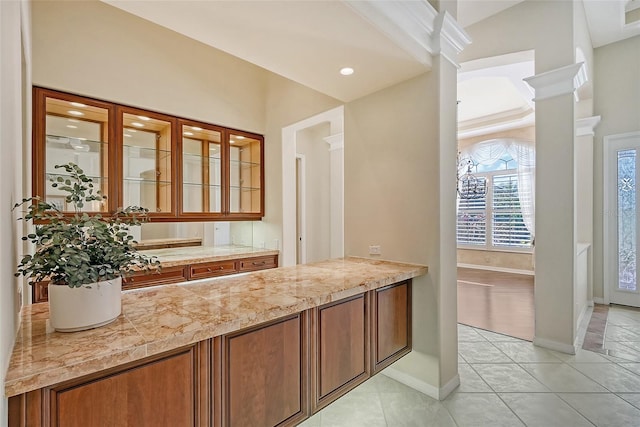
[1,0,30,423]
[458,249,534,272]
[32,0,266,133]
[345,52,459,393]
[346,72,440,387]
[593,35,640,300]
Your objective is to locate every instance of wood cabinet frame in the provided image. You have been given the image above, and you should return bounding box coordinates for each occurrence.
[32,87,118,214]
[32,87,265,221]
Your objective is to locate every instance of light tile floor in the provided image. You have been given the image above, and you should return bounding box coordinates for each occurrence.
[299,305,640,427]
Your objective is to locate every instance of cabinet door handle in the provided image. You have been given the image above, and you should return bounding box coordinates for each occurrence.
[252,261,266,266]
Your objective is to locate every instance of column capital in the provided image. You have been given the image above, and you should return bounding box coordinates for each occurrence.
[576,115,601,137]
[523,63,587,102]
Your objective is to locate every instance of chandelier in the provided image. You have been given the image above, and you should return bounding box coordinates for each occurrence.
[457,154,486,200]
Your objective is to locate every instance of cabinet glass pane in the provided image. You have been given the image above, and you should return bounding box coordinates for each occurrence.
[182,125,222,213]
[229,134,261,214]
[45,97,109,212]
[122,113,172,213]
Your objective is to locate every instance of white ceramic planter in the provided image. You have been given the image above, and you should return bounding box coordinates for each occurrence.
[48,277,122,332]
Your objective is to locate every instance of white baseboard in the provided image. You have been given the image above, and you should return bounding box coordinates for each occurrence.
[588,300,594,307]
[576,304,589,332]
[457,263,534,276]
[381,368,460,401]
[533,336,576,355]
[593,297,606,305]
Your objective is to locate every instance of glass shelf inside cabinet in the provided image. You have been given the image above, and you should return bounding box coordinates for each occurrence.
[46,134,105,153]
[123,145,171,161]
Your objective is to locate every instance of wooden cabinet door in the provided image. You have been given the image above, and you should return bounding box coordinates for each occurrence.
[222,313,308,427]
[312,294,369,411]
[49,344,206,427]
[372,280,412,373]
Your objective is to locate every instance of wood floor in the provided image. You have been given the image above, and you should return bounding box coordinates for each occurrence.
[457,267,534,341]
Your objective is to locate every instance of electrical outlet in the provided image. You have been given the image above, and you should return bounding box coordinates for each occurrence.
[369,245,381,255]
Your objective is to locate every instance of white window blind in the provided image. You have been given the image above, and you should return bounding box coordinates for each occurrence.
[492,174,531,248]
[457,172,532,251]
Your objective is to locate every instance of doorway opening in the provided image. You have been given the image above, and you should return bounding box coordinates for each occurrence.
[281,106,344,266]
[456,51,536,341]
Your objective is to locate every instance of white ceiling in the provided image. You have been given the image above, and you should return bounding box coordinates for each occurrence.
[102,0,639,104]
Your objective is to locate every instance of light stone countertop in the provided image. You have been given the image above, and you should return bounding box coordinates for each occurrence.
[138,245,279,267]
[4,257,427,397]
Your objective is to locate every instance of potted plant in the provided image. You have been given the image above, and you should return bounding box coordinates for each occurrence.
[14,162,160,332]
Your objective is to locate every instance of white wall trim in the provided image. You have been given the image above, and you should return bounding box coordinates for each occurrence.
[344,2,470,68]
[323,133,344,151]
[430,11,472,67]
[457,263,535,276]
[533,336,577,355]
[295,154,306,265]
[523,62,586,101]
[576,115,602,137]
[593,297,605,304]
[382,368,460,401]
[281,105,344,266]
[344,0,437,66]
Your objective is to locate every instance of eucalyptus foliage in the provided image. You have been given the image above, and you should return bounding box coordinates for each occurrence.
[15,163,160,288]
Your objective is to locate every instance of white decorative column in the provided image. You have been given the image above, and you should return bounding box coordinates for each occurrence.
[524,63,588,353]
[324,133,344,259]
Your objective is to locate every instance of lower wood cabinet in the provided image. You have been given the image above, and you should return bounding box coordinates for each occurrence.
[9,343,209,427]
[221,313,308,427]
[312,294,368,411]
[372,280,412,373]
[10,280,411,427]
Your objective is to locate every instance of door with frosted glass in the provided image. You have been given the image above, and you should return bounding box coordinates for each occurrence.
[606,132,640,307]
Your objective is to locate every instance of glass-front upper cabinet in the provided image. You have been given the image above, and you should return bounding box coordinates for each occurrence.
[33,88,114,213]
[118,107,174,216]
[179,120,225,217]
[229,132,263,217]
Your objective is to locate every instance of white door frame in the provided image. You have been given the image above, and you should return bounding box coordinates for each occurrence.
[296,154,307,265]
[603,131,640,306]
[281,105,344,266]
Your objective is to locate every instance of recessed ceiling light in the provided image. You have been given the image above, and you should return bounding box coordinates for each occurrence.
[68,118,80,123]
[70,102,86,108]
[230,140,235,144]
[131,122,144,127]
[128,129,137,133]
[137,116,151,121]
[192,126,202,131]
[183,132,194,136]
[78,137,87,141]
[66,125,78,129]
[68,110,84,116]
[236,135,245,140]
[340,67,354,76]
[124,134,132,138]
